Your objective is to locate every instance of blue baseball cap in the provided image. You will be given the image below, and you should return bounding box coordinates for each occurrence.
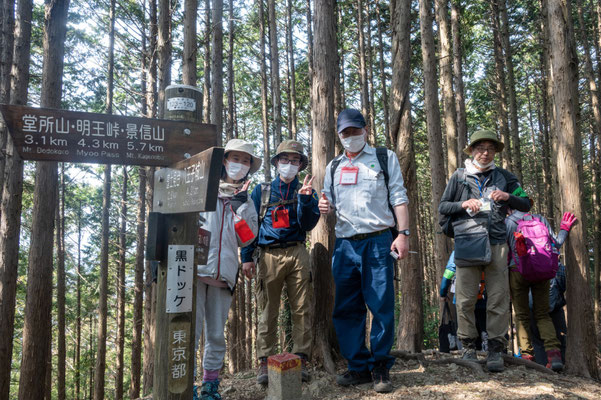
[337,108,366,134]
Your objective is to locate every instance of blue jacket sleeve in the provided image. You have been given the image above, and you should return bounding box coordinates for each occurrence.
[297,189,320,232]
[240,185,262,263]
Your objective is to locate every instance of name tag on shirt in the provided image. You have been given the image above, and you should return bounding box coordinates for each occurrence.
[340,166,359,185]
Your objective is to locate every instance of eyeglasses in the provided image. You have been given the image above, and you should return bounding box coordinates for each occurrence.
[279,157,301,166]
[474,145,496,154]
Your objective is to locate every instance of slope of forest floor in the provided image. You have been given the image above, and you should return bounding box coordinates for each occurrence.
[217,352,601,400]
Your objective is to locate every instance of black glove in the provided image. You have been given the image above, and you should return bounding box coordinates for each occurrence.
[230,191,248,213]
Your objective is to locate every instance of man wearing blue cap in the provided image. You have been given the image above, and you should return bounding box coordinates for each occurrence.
[318,108,410,393]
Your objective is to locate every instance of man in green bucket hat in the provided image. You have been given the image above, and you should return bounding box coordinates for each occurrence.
[439,129,531,372]
[240,140,320,385]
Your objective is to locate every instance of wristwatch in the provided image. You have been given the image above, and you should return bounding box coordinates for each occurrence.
[399,229,410,236]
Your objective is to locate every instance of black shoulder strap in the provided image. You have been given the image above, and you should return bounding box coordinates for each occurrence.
[455,168,469,202]
[375,147,390,188]
[329,153,345,206]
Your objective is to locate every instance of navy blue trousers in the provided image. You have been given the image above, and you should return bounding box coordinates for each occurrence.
[332,230,395,371]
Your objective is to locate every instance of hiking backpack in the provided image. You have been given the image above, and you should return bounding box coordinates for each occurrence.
[513,215,559,282]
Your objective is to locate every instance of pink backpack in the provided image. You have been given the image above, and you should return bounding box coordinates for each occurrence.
[514,215,559,282]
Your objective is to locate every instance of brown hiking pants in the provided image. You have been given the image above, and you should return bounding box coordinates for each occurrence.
[256,243,313,358]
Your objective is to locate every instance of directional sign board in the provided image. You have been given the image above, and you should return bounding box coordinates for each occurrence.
[0,104,217,166]
[153,147,224,214]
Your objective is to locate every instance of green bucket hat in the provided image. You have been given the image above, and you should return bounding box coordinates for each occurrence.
[270,140,309,171]
[463,129,505,155]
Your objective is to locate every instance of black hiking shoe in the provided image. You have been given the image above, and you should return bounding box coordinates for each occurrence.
[372,364,393,393]
[296,353,310,382]
[461,338,478,361]
[256,357,268,385]
[336,369,372,386]
[486,339,505,372]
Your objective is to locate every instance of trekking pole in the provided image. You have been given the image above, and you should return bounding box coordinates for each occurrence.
[509,298,515,357]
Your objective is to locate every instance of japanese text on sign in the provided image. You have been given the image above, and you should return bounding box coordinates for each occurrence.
[171,329,188,379]
[166,245,194,313]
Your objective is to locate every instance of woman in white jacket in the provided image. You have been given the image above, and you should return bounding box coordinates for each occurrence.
[195,139,261,400]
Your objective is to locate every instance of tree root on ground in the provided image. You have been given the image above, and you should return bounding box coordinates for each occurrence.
[390,350,556,377]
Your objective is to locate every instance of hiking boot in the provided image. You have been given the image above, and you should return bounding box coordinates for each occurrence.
[372,364,393,393]
[460,338,478,361]
[257,357,268,385]
[485,339,505,372]
[336,369,372,386]
[193,385,200,400]
[546,349,564,371]
[296,353,310,382]
[200,380,222,400]
[521,354,535,362]
[461,348,477,361]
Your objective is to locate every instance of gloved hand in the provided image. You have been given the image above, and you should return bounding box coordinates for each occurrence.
[230,190,248,213]
[560,212,577,232]
[514,231,527,257]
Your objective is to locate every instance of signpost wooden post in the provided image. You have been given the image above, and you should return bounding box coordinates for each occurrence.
[1,84,221,399]
[148,85,221,400]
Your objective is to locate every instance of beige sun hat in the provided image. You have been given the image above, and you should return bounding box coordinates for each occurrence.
[463,129,505,155]
[270,140,309,171]
[224,139,263,175]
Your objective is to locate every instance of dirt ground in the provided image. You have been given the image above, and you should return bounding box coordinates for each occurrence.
[218,354,601,400]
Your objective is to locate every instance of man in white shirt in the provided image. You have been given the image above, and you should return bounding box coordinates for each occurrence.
[319,109,410,393]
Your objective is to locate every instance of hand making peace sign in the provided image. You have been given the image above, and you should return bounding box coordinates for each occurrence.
[299,175,315,195]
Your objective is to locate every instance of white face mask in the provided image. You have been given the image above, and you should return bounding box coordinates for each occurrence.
[225,161,250,181]
[339,132,366,153]
[278,163,299,180]
[472,158,495,170]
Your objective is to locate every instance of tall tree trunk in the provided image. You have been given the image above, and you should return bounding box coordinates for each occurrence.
[17,0,68,398]
[525,82,543,213]
[203,0,211,122]
[211,0,224,146]
[268,0,282,145]
[76,201,82,400]
[0,0,15,201]
[157,0,172,119]
[94,0,115,395]
[375,0,390,147]
[434,0,458,178]
[259,0,271,181]
[286,0,297,140]
[147,0,158,118]
[451,0,467,163]
[419,0,450,287]
[56,164,66,400]
[130,167,146,400]
[226,0,235,141]
[490,0,511,170]
[305,0,313,141]
[310,0,337,375]
[500,0,522,181]
[142,168,156,395]
[547,0,600,379]
[116,167,128,400]
[366,1,376,144]
[356,0,372,144]
[0,0,31,396]
[391,0,423,352]
[183,0,198,86]
[94,165,111,400]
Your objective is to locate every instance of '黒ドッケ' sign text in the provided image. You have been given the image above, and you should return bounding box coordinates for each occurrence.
[0,104,217,166]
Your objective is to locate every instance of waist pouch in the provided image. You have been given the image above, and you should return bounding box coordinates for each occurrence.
[453,216,491,267]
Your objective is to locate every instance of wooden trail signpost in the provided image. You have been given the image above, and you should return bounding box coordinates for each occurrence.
[0,84,222,399]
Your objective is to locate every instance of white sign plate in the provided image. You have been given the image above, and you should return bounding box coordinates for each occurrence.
[166,245,194,313]
[167,97,196,112]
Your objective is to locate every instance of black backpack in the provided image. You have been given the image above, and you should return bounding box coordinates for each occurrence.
[329,147,398,236]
